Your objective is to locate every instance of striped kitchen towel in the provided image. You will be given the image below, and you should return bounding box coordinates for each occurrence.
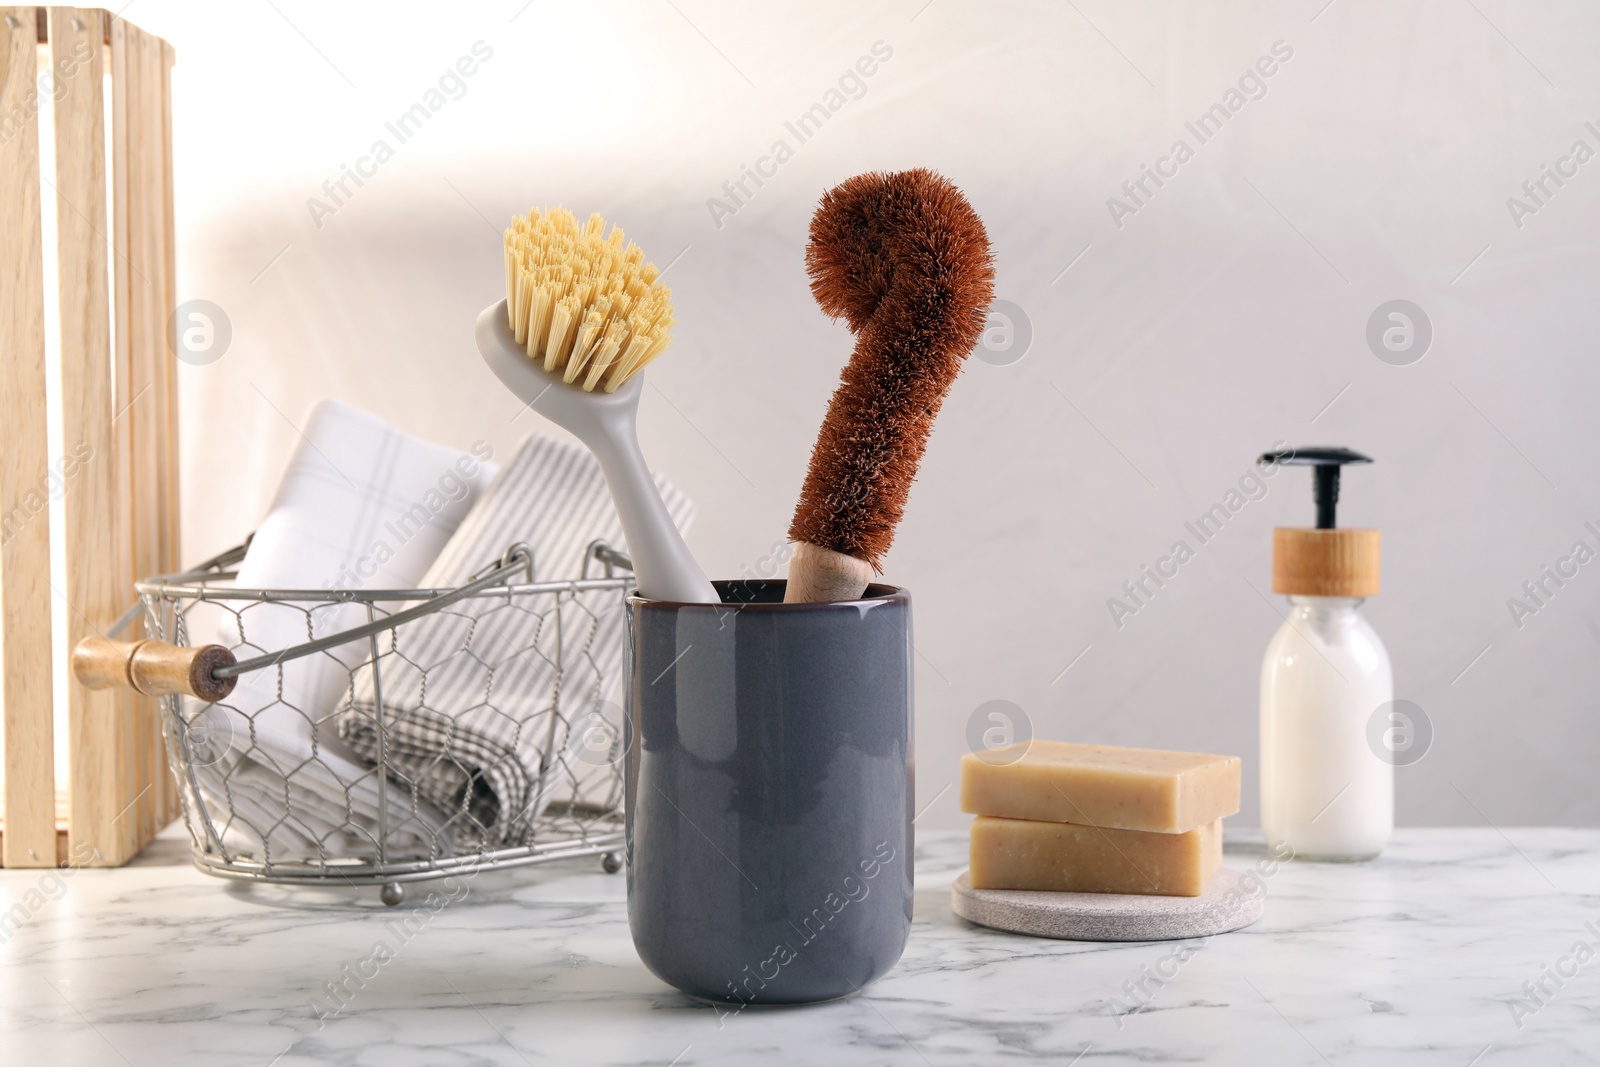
[337,431,694,847]
[201,398,497,861]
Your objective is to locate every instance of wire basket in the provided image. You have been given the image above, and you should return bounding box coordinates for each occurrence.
[106,538,636,905]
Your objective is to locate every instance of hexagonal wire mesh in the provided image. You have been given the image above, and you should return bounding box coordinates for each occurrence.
[128,539,634,900]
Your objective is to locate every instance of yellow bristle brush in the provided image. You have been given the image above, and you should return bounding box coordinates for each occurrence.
[476,208,717,603]
[501,208,676,393]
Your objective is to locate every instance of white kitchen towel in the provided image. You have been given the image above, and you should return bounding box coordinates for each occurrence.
[337,431,694,847]
[202,398,498,859]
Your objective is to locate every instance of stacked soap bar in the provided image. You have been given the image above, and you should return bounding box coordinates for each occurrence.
[961,741,1241,897]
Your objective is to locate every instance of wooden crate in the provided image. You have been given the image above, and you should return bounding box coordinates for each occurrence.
[0,7,180,867]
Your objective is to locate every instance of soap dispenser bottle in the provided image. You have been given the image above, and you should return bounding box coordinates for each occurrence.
[1258,447,1391,861]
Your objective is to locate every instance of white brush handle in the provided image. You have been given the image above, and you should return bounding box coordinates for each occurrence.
[474,300,718,604]
[586,409,718,604]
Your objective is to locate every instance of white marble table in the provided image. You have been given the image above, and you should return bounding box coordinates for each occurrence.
[2,827,1596,1065]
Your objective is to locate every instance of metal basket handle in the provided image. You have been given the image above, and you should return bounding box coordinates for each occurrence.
[70,541,636,699]
[71,543,538,697]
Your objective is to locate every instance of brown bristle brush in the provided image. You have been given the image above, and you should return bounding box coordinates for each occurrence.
[785,169,995,603]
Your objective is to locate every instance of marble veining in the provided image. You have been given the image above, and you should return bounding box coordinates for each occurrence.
[2,827,1597,1065]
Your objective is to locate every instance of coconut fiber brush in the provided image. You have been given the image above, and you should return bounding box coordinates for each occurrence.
[785,169,994,603]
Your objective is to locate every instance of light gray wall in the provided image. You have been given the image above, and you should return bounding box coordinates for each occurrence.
[142,0,1598,827]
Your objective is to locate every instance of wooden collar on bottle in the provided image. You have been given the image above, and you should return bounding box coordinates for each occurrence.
[1272,528,1380,597]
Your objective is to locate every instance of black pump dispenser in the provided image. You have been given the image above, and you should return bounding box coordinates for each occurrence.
[1258,446,1372,530]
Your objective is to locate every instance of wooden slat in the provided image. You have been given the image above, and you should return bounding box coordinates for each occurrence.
[156,37,179,827]
[0,827,70,866]
[33,6,113,46]
[108,12,143,861]
[123,20,150,844]
[156,39,176,578]
[0,5,58,868]
[125,21,168,842]
[53,6,132,866]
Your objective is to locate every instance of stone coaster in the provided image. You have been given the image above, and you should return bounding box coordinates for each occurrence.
[951,867,1266,942]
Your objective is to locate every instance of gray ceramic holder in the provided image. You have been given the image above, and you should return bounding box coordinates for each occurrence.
[625,579,913,1005]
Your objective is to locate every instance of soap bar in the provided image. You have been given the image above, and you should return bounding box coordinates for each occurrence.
[961,741,1240,833]
[969,815,1222,897]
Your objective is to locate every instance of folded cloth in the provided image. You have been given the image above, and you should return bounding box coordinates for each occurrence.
[204,398,498,859]
[187,701,455,861]
[337,432,693,847]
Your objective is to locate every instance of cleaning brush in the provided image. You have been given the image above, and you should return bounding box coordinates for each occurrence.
[785,169,995,603]
[477,208,717,604]
[503,207,675,393]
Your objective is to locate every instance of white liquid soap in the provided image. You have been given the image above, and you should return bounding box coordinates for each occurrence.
[1255,447,1392,861]
[1260,595,1392,859]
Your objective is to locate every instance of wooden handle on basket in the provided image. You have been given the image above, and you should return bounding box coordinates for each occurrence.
[72,636,237,702]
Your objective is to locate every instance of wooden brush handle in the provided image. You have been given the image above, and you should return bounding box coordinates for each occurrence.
[784,541,874,603]
[72,636,237,702]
